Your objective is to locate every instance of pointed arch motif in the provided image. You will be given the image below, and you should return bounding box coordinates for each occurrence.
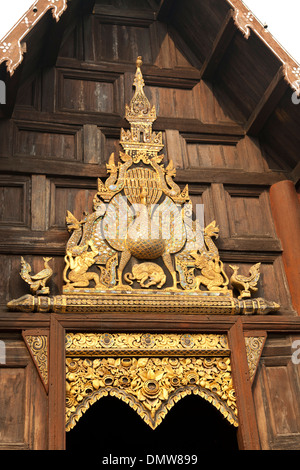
[65,333,238,431]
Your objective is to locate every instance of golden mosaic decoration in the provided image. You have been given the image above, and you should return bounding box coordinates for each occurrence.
[7,57,280,315]
[65,332,230,356]
[65,333,238,431]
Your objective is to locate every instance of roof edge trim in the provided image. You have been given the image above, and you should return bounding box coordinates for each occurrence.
[0,0,299,93]
[227,0,300,91]
[0,0,68,76]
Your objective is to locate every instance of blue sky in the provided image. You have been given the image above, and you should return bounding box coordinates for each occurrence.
[0,0,299,63]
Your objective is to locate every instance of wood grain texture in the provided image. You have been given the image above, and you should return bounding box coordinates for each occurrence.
[0,333,48,449]
[253,334,300,449]
[48,316,65,450]
[228,319,261,449]
[270,181,300,315]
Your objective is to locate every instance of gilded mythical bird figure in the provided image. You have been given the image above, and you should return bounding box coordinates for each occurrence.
[20,256,53,295]
[103,189,186,290]
[229,262,261,299]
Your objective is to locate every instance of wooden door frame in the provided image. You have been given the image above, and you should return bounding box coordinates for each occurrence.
[228,318,260,449]
[47,314,264,450]
[48,316,66,450]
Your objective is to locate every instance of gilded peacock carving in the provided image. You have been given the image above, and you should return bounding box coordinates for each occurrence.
[229,263,261,299]
[20,256,53,295]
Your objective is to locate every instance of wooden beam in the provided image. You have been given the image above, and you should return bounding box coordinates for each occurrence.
[0,229,282,257]
[228,319,261,450]
[0,156,289,185]
[199,10,237,81]
[12,108,245,135]
[245,66,289,136]
[174,168,288,186]
[1,311,300,332]
[93,6,155,25]
[48,316,66,450]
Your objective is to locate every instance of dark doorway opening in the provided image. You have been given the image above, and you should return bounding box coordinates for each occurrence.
[66,395,239,453]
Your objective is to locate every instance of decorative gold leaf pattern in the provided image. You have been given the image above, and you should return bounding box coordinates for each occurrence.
[65,333,238,431]
[245,336,266,382]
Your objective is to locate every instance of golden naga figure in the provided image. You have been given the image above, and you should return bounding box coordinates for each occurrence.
[8,57,280,316]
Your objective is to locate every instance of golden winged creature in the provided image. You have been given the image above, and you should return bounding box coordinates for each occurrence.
[102,187,186,290]
[20,256,53,295]
[229,262,261,299]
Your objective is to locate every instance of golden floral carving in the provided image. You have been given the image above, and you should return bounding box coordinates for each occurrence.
[65,333,237,431]
[66,355,237,431]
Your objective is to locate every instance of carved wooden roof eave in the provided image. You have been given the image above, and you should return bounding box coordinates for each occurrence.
[226,0,300,92]
[0,0,299,92]
[0,0,69,77]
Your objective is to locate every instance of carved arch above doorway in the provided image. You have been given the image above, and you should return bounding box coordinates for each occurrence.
[65,333,238,431]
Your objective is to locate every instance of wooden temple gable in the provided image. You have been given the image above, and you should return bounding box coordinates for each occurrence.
[0,0,300,451]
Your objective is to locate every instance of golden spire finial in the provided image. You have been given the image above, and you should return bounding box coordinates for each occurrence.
[132,56,145,97]
[125,56,156,123]
[133,56,145,95]
[120,57,163,153]
[136,55,143,68]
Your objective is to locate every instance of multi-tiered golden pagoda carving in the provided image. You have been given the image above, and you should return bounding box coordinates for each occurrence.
[8,57,280,315]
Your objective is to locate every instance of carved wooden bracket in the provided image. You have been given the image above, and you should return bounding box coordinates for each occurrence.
[244,331,267,384]
[22,329,49,393]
